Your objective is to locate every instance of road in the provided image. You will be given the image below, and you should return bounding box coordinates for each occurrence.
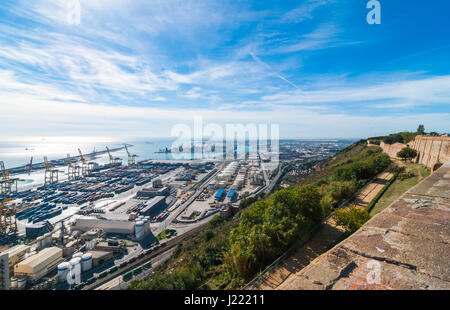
[151,168,220,236]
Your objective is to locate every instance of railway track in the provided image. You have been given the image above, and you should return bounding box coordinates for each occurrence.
[83,221,209,290]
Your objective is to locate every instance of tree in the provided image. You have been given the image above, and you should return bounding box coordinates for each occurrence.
[397,147,417,162]
[383,134,404,144]
[334,205,371,234]
[417,124,425,135]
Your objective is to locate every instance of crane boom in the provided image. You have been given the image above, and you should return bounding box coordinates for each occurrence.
[44,156,51,171]
[106,146,114,161]
[27,157,33,174]
[78,148,86,164]
[0,161,8,180]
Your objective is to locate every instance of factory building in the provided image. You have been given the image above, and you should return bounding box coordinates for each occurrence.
[87,250,114,267]
[139,196,166,216]
[14,247,63,283]
[136,186,170,199]
[1,244,31,268]
[72,218,135,235]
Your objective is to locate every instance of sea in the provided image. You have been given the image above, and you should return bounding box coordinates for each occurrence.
[0,137,250,190]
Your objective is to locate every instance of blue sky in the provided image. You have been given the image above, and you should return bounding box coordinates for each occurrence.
[0,0,449,139]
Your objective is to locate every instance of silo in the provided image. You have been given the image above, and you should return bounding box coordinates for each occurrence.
[142,218,149,234]
[72,252,83,259]
[144,216,151,233]
[81,253,93,272]
[135,220,144,240]
[10,278,18,289]
[70,257,82,269]
[44,233,52,247]
[36,236,44,249]
[57,262,70,283]
[17,278,27,290]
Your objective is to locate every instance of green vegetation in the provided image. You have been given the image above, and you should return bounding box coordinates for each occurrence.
[382,133,405,144]
[239,192,266,210]
[334,205,371,234]
[370,163,430,215]
[155,229,176,242]
[367,173,398,213]
[369,126,426,145]
[397,147,417,161]
[229,185,323,280]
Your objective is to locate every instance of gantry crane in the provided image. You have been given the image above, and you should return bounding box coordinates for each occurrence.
[0,198,17,236]
[106,146,122,167]
[124,144,138,165]
[67,154,82,181]
[27,157,33,175]
[44,156,62,185]
[0,161,21,195]
[78,148,93,176]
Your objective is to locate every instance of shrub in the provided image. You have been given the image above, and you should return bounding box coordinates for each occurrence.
[334,205,371,234]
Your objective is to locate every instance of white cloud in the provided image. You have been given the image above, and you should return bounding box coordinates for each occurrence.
[260,75,450,106]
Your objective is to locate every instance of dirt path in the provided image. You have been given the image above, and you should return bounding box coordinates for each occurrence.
[247,171,393,290]
[353,172,393,209]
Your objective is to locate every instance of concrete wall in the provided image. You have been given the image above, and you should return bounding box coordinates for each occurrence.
[368,136,450,169]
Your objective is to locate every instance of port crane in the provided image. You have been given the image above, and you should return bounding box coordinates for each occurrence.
[67,154,82,181]
[27,157,33,175]
[0,161,22,195]
[0,198,17,236]
[78,148,93,176]
[106,146,122,167]
[124,144,138,165]
[44,156,62,185]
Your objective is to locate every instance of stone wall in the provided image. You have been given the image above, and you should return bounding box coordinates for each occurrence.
[368,136,450,169]
[278,161,450,290]
[409,136,450,169]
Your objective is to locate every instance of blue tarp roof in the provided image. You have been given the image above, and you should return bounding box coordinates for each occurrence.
[215,188,225,199]
[227,189,236,198]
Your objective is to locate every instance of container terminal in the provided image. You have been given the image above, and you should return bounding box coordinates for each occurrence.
[0,145,276,290]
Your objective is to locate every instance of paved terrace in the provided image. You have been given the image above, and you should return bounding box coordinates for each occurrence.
[279,161,450,290]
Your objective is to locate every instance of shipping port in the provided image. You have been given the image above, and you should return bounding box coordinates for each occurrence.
[0,144,278,290]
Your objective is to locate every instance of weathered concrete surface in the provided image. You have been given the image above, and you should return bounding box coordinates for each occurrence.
[279,162,450,290]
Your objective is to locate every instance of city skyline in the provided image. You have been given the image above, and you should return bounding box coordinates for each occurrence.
[0,0,449,139]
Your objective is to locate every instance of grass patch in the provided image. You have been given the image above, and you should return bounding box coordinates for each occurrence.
[155,229,177,242]
[370,163,430,215]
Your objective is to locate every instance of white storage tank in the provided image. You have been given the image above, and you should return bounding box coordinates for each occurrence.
[10,278,18,289]
[135,220,144,240]
[57,262,71,283]
[72,252,83,259]
[36,236,44,249]
[81,253,93,272]
[17,278,27,290]
[142,218,149,234]
[70,257,82,269]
